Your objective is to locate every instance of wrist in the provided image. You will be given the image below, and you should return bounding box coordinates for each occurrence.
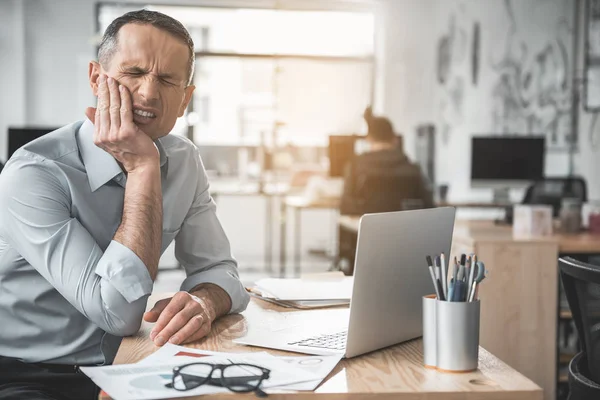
[126,160,161,177]
[190,283,232,319]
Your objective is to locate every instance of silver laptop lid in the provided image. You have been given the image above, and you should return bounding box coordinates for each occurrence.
[345,207,456,358]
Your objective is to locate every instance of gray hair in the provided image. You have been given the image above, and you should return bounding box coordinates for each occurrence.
[98,9,195,85]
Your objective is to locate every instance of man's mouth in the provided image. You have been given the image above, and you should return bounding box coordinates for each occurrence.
[133,109,157,118]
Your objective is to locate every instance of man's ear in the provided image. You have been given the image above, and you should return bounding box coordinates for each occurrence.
[89,61,102,96]
[178,85,196,117]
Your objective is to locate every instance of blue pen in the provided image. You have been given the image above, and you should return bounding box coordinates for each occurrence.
[448,279,455,302]
[454,280,466,301]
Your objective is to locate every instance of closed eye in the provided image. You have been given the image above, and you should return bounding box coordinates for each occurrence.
[160,78,177,86]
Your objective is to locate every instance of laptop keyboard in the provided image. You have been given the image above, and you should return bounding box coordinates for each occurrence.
[288,330,347,351]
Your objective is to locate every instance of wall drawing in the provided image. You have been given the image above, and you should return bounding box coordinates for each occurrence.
[489,0,574,150]
[437,10,469,145]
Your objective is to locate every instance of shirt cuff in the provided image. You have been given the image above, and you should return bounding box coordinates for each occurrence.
[180,265,250,314]
[95,240,153,303]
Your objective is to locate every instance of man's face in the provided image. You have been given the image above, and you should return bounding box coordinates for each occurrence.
[89,23,195,140]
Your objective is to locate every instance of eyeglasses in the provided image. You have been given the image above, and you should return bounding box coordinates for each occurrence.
[165,362,271,398]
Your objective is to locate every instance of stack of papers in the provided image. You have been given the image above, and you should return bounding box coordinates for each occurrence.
[83,343,342,400]
[247,272,353,309]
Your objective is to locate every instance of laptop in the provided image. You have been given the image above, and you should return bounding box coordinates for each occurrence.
[234,207,456,358]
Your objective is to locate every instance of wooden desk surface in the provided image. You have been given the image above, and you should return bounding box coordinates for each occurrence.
[109,297,541,400]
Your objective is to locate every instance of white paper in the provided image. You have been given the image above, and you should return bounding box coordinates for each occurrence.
[273,354,343,391]
[136,342,270,365]
[255,276,353,301]
[81,353,318,400]
[135,343,342,392]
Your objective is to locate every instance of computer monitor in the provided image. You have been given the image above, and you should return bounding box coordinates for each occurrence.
[471,136,545,199]
[7,127,57,159]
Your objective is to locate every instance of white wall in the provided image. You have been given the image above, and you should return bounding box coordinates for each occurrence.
[379,0,598,202]
[0,0,26,161]
[575,0,600,199]
[23,0,97,126]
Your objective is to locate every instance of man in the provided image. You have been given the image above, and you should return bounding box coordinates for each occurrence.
[336,108,433,274]
[0,10,249,399]
[339,107,433,215]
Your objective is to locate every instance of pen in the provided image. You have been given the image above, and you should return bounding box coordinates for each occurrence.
[452,256,459,282]
[434,266,446,301]
[467,254,477,298]
[426,256,441,300]
[436,277,445,301]
[434,256,443,299]
[440,253,448,299]
[453,280,466,301]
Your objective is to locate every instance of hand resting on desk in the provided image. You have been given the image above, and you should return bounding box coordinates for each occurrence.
[143,283,232,347]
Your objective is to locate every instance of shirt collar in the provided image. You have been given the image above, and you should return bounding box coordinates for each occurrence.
[77,119,169,192]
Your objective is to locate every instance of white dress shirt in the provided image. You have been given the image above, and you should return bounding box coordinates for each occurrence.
[0,119,249,365]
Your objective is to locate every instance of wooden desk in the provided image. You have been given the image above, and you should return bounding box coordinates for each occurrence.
[108,297,541,399]
[452,220,600,400]
[336,216,600,400]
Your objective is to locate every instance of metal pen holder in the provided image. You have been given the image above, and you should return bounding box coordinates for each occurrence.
[423,294,480,372]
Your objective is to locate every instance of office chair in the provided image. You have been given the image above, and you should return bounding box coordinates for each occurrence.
[558,257,600,399]
[502,177,588,224]
[522,177,587,217]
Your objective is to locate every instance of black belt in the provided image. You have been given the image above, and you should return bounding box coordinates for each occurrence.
[31,362,81,374]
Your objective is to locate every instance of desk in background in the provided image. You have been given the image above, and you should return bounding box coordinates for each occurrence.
[106,296,542,400]
[282,199,508,278]
[280,196,340,277]
[210,180,289,274]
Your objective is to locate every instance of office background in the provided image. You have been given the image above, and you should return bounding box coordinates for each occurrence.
[1,0,597,266]
[0,0,596,266]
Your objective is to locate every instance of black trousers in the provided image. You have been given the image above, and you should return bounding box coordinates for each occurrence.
[0,356,99,400]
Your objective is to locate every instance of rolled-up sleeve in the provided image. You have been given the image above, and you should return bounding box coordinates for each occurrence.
[95,240,153,303]
[174,149,249,314]
[0,156,152,336]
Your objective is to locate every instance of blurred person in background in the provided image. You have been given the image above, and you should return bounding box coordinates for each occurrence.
[339,106,433,215]
[335,107,433,275]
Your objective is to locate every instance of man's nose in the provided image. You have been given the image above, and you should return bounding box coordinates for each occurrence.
[137,76,160,102]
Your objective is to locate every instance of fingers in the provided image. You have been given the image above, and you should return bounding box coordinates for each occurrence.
[143,298,170,323]
[97,75,110,141]
[166,311,210,345]
[153,306,196,346]
[85,107,96,123]
[119,83,134,127]
[149,292,214,346]
[179,318,212,345]
[149,293,188,344]
[107,77,121,132]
